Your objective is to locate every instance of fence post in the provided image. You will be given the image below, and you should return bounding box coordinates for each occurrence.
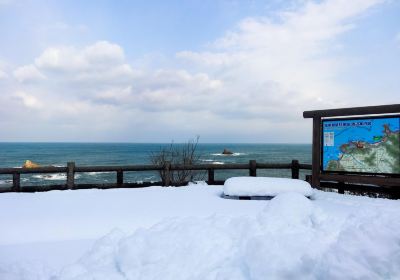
[117,170,123,186]
[338,181,345,194]
[208,169,215,185]
[164,161,171,186]
[12,173,20,192]
[305,175,312,184]
[249,160,257,177]
[67,162,75,189]
[291,160,300,179]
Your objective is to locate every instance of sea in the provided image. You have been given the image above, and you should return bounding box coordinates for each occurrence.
[0,143,311,187]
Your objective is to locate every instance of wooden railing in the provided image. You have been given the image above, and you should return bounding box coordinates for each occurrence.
[0,160,312,193]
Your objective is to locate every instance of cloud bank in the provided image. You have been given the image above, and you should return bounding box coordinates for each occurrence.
[0,0,386,142]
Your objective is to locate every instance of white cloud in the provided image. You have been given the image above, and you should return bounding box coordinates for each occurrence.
[128,69,223,111]
[3,41,224,141]
[0,61,9,79]
[0,70,7,79]
[84,41,125,64]
[1,0,387,142]
[30,41,140,91]
[178,0,384,116]
[35,46,87,71]
[13,64,46,83]
[35,41,126,72]
[14,91,43,109]
[14,41,223,111]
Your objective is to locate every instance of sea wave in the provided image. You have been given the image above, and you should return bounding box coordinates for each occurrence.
[210,153,247,156]
[86,172,113,176]
[0,180,12,185]
[0,178,29,184]
[200,159,225,165]
[32,173,81,180]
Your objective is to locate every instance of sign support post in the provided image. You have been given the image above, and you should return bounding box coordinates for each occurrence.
[311,117,321,188]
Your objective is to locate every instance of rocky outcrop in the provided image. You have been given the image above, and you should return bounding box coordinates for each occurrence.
[23,160,40,168]
[222,149,234,155]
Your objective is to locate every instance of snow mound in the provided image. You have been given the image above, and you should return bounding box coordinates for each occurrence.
[223,177,313,197]
[56,191,400,280]
[258,192,314,228]
[59,229,125,280]
[58,216,256,280]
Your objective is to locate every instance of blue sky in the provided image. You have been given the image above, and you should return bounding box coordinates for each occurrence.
[0,1,273,61]
[0,0,399,143]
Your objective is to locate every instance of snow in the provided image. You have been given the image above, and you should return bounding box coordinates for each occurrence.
[0,185,400,279]
[224,176,313,197]
[0,184,262,245]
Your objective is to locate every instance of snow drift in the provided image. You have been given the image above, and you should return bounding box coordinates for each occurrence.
[57,192,400,280]
[1,186,400,279]
[223,177,313,197]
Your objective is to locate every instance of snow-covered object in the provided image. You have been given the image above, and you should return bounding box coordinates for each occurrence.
[1,186,400,279]
[223,176,313,197]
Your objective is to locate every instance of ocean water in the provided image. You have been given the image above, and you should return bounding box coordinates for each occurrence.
[0,143,311,187]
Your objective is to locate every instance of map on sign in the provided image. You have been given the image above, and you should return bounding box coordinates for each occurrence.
[322,116,400,174]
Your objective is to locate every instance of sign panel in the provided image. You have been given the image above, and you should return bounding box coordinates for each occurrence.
[322,116,400,174]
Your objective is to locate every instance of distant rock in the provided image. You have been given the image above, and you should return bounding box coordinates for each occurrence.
[23,160,40,168]
[222,149,234,155]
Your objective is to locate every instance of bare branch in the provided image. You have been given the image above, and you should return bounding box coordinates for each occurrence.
[149,136,204,186]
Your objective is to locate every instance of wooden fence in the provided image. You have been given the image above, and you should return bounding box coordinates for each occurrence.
[0,160,311,193]
[1,160,398,198]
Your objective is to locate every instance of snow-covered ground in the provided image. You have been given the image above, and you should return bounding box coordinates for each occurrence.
[0,183,399,279]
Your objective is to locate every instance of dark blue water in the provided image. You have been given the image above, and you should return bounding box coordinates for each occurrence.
[0,143,311,187]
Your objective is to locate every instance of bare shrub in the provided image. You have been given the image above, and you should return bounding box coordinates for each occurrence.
[150,136,204,186]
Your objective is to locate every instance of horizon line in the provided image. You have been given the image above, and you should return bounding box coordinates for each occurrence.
[0,141,312,145]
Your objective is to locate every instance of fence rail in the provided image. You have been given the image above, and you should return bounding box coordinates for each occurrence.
[0,160,312,193]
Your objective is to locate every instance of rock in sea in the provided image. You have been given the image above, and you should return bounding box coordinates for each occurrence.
[23,160,40,168]
[222,149,234,155]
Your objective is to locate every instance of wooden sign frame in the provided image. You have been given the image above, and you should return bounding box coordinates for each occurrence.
[303,104,400,189]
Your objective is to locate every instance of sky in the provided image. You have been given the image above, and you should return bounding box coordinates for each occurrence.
[0,0,399,143]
